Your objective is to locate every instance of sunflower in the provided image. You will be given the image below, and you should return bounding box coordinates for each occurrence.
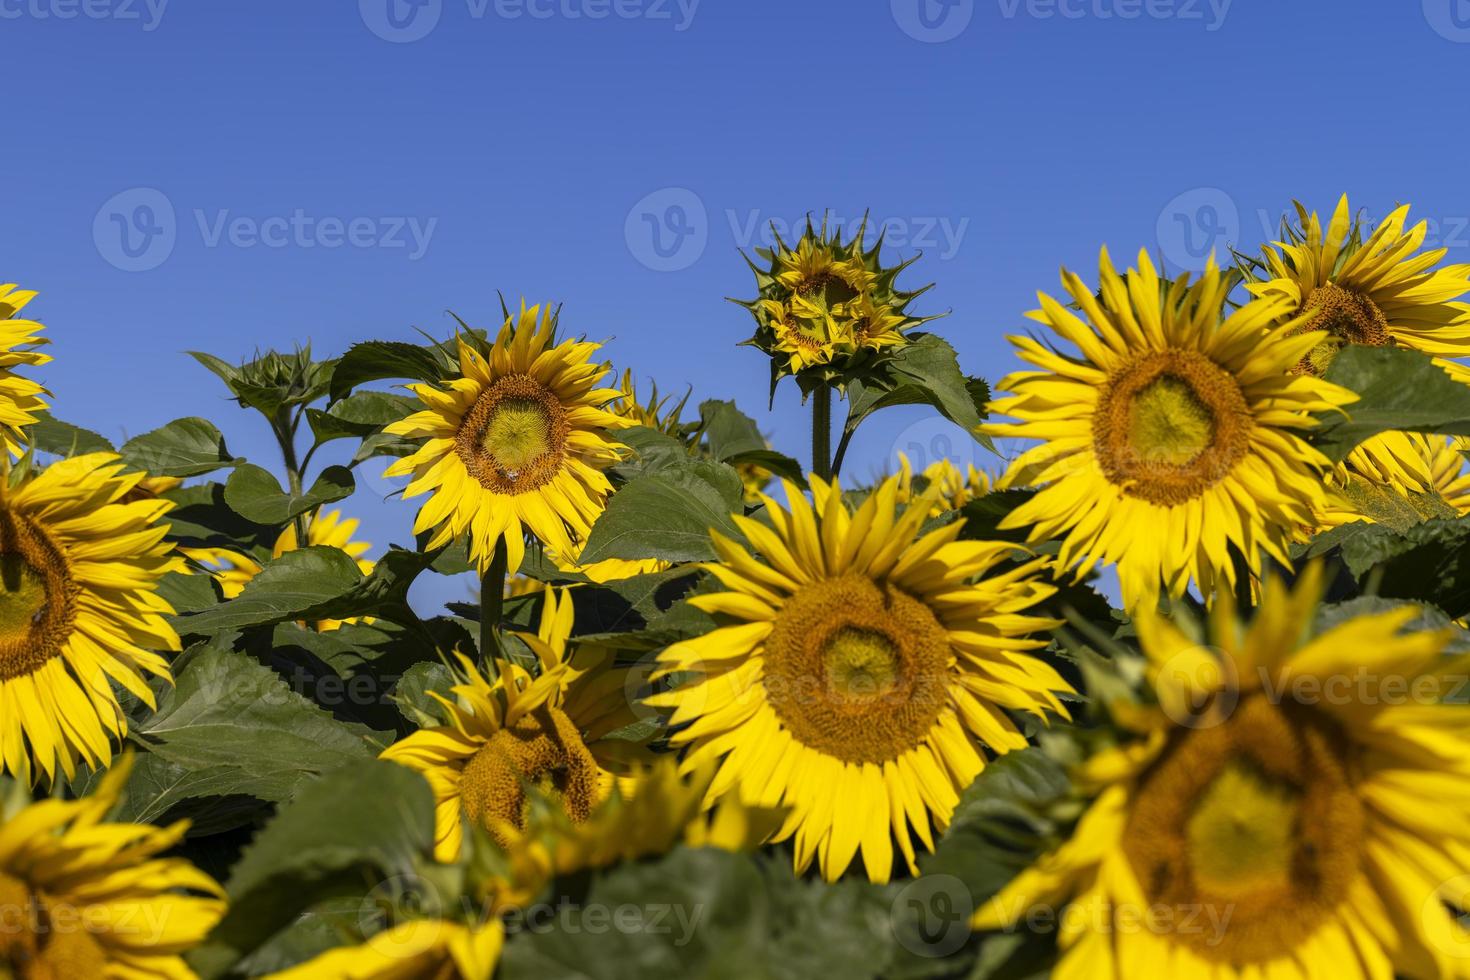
[0,453,183,783]
[380,586,651,862]
[646,473,1071,883]
[759,297,849,373]
[607,367,690,436]
[895,453,991,515]
[975,565,1470,978]
[1321,433,1470,530]
[202,508,375,631]
[0,285,50,456]
[984,249,1356,609]
[0,754,225,978]
[384,305,630,575]
[267,919,504,980]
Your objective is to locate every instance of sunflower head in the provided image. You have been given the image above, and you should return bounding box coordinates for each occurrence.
[975,566,1470,976]
[384,304,631,574]
[985,248,1357,609]
[734,215,938,385]
[607,367,691,436]
[895,453,991,515]
[0,285,51,456]
[647,472,1071,883]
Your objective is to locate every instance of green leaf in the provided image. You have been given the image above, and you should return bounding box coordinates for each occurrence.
[189,761,435,979]
[845,335,990,446]
[722,448,803,485]
[173,546,366,634]
[128,649,378,818]
[307,391,418,447]
[223,463,355,526]
[579,460,744,564]
[391,661,455,728]
[1312,346,1470,461]
[1306,515,1470,617]
[699,399,767,460]
[329,340,452,403]
[120,417,235,477]
[28,411,115,456]
[161,482,279,555]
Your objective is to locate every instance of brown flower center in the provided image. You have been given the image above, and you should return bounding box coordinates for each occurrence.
[454,374,569,495]
[0,512,78,682]
[1093,349,1254,506]
[1122,695,1363,964]
[0,872,108,980]
[1292,282,1391,376]
[458,706,601,844]
[761,574,951,765]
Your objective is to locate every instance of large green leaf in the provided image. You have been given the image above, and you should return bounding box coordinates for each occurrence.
[328,340,453,403]
[190,761,435,979]
[28,411,115,456]
[845,334,990,444]
[223,463,355,526]
[306,390,418,447]
[579,460,744,564]
[161,482,280,555]
[128,649,378,818]
[120,417,236,477]
[699,399,767,459]
[173,546,367,634]
[1311,346,1470,461]
[1306,515,1470,617]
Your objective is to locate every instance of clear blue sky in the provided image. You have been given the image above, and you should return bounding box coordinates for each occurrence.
[9,1,1470,613]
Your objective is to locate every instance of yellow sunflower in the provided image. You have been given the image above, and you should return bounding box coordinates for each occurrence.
[380,586,651,862]
[0,453,183,783]
[646,473,1072,883]
[202,508,375,631]
[759,297,850,373]
[895,453,991,515]
[267,919,504,980]
[384,305,631,575]
[974,565,1470,979]
[0,754,225,978]
[607,367,689,436]
[1321,433,1470,530]
[773,236,875,300]
[984,249,1356,609]
[0,285,50,456]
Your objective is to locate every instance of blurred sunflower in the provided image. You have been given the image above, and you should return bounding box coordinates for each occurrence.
[0,285,50,456]
[0,454,182,783]
[985,249,1356,609]
[385,305,630,575]
[268,919,503,980]
[0,754,224,978]
[895,453,991,515]
[975,566,1470,978]
[647,473,1070,883]
[380,587,651,862]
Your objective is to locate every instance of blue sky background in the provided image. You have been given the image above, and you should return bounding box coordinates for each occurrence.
[8,0,1470,613]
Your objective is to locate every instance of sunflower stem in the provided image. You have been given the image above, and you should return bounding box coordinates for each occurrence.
[274,409,311,546]
[479,539,509,679]
[811,386,833,481]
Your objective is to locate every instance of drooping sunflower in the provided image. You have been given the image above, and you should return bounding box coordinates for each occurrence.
[384,305,631,575]
[201,508,375,631]
[0,754,225,978]
[974,565,1470,978]
[0,284,51,456]
[646,473,1072,883]
[1320,432,1470,531]
[985,249,1356,609]
[380,587,651,862]
[895,453,991,515]
[0,453,183,783]
[267,919,504,980]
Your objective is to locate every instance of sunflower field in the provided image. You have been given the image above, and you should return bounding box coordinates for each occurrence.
[5,197,1470,980]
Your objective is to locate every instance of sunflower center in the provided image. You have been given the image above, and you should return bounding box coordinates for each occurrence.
[455,374,570,495]
[458,706,600,844]
[1293,282,1391,376]
[762,574,950,765]
[0,873,107,980]
[1122,695,1363,964]
[0,513,77,682]
[1093,349,1253,507]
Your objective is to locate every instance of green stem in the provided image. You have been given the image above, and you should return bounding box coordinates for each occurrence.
[479,539,509,679]
[830,422,856,479]
[275,410,310,546]
[811,387,832,481]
